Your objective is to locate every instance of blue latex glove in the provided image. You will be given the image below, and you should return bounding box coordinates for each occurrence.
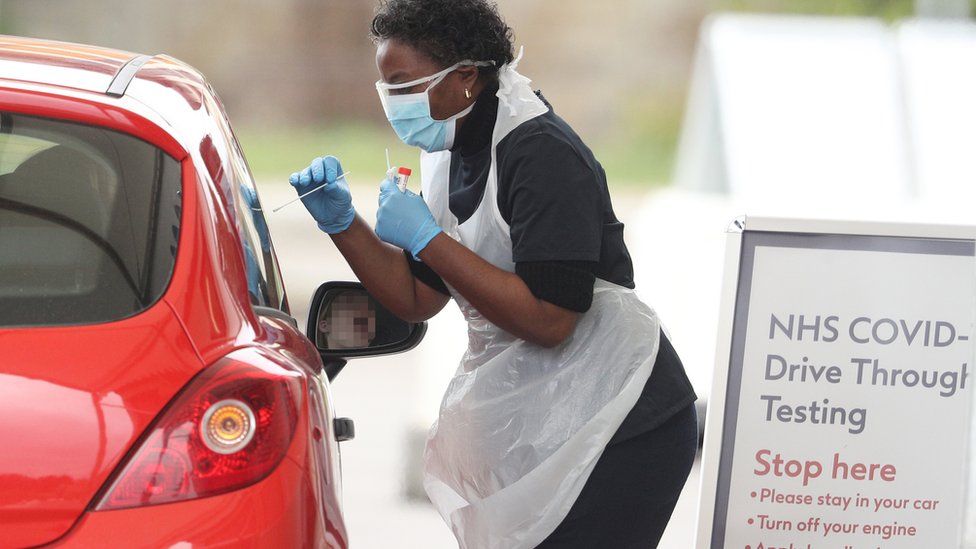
[289,156,354,234]
[375,177,443,259]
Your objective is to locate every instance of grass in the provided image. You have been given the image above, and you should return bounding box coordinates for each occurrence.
[236,113,680,191]
[714,0,917,20]
[236,124,417,187]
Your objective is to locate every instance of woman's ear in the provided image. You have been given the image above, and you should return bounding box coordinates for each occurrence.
[454,65,481,87]
[453,66,485,103]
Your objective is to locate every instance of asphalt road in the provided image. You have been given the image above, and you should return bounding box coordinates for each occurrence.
[258,178,701,548]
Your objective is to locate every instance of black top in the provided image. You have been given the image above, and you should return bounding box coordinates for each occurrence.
[406,81,635,313]
[405,82,697,442]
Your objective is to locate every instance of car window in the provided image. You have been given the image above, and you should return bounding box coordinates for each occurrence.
[0,112,182,327]
[204,88,287,314]
[0,125,55,174]
[230,141,287,313]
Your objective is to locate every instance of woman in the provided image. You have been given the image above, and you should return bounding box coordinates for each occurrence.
[289,1,698,547]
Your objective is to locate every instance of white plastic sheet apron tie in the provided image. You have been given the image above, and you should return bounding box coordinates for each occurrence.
[418,49,664,549]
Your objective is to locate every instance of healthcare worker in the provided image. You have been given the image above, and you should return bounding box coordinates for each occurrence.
[289,1,698,547]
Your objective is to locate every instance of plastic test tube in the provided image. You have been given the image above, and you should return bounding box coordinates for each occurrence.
[395,167,412,192]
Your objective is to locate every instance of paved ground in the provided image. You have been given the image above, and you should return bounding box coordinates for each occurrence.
[258,178,701,548]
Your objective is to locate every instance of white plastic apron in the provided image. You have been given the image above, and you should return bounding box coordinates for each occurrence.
[419,53,662,549]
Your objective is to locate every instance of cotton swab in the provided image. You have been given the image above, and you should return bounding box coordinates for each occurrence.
[273,172,352,213]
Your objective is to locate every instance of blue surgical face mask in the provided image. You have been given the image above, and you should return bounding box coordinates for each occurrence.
[376,60,493,152]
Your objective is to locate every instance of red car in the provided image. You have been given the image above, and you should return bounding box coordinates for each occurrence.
[0,36,424,547]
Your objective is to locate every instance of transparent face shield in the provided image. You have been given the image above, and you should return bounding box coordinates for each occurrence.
[375,60,495,120]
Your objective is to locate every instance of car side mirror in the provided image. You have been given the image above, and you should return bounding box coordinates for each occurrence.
[307,281,426,381]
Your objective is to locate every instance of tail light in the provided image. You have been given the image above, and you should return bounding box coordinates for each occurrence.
[95,352,303,511]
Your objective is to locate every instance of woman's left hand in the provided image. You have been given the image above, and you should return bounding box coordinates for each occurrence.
[375,177,443,259]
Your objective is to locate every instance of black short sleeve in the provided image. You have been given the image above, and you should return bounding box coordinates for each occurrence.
[516,260,596,313]
[500,133,604,263]
[403,250,450,296]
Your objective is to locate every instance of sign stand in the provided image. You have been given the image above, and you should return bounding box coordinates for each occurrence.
[696,216,976,548]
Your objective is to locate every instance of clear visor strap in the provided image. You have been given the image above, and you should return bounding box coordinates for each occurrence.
[378,63,460,91]
[440,100,476,123]
[377,60,495,91]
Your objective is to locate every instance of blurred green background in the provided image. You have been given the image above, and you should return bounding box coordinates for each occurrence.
[1,0,970,187]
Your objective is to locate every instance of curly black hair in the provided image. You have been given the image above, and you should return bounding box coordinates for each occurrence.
[369,0,515,77]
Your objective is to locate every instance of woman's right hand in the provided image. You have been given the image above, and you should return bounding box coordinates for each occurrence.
[289,155,355,234]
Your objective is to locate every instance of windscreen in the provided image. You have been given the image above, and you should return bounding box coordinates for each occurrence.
[0,112,182,327]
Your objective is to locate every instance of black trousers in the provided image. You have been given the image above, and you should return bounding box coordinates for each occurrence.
[535,403,698,548]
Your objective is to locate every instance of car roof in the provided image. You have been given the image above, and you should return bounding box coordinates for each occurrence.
[0,35,137,93]
[0,35,226,159]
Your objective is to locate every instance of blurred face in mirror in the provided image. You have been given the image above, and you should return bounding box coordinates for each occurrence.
[319,292,377,349]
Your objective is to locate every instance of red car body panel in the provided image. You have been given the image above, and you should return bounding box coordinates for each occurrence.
[0,36,348,547]
[0,303,203,548]
[57,458,326,548]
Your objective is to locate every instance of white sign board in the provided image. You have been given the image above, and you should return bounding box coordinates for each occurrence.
[697,216,976,548]
[674,15,911,200]
[898,20,976,202]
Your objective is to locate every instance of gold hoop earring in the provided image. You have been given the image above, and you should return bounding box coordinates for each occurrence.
[464,88,472,99]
